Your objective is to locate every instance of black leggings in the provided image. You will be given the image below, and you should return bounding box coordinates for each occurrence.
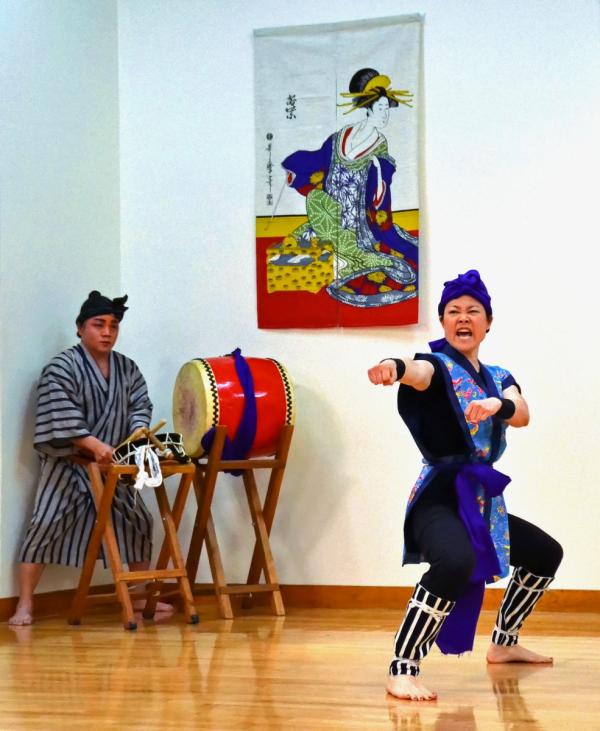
[408,485,563,601]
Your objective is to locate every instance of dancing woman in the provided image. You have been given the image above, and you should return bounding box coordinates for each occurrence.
[368,270,563,700]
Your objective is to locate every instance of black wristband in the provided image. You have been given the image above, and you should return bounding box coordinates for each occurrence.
[381,358,406,381]
[496,398,516,420]
[394,359,406,380]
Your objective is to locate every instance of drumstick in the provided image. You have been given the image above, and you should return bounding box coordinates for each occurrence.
[114,419,167,451]
[144,430,167,452]
[146,419,166,436]
[114,427,146,451]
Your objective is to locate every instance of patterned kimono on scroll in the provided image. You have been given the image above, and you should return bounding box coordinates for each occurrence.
[282,126,417,306]
[20,344,153,567]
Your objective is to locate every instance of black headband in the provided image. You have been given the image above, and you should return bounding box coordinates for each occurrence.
[76,291,128,325]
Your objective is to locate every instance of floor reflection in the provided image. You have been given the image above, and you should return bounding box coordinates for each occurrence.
[386,662,551,731]
[1,612,582,731]
[487,662,548,730]
[387,700,477,731]
[4,614,288,729]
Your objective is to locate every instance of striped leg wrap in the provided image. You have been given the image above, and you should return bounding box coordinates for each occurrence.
[389,584,455,676]
[492,567,554,646]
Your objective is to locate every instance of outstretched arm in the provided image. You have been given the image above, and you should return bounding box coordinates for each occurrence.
[368,358,435,391]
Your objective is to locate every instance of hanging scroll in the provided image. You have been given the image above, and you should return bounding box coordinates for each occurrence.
[255,15,422,328]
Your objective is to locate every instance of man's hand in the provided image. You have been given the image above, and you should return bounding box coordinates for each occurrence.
[368,360,397,386]
[72,435,115,464]
[464,397,502,424]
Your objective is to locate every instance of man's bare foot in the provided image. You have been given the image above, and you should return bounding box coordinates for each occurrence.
[486,643,553,664]
[8,603,33,626]
[386,675,437,701]
[132,599,174,613]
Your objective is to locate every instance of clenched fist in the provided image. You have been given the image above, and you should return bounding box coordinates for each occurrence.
[368,360,397,386]
[464,397,502,424]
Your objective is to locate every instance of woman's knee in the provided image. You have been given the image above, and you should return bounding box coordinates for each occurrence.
[542,536,564,576]
[441,550,477,585]
[422,546,476,599]
[509,514,564,577]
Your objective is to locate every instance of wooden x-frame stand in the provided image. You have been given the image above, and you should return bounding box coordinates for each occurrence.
[184,424,294,619]
[67,457,199,630]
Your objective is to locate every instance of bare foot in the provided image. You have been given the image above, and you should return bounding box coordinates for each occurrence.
[132,599,174,613]
[486,643,553,664]
[8,603,33,626]
[386,675,438,701]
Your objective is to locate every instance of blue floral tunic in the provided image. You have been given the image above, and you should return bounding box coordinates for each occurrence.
[401,342,517,583]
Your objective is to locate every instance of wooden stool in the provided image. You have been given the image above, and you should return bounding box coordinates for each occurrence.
[157,425,293,618]
[67,457,199,630]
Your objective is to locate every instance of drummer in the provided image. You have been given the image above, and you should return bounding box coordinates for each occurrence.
[9,291,172,625]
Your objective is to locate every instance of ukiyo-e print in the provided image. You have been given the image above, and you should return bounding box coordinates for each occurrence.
[255,15,422,328]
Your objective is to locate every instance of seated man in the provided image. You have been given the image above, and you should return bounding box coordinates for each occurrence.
[9,290,169,625]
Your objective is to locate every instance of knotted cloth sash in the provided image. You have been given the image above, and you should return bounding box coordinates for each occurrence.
[200,348,258,476]
[435,462,511,655]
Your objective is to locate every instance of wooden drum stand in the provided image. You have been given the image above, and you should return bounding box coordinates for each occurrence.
[148,424,293,619]
[67,456,199,630]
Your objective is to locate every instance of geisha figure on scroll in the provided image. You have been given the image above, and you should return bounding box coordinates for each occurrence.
[268,68,418,308]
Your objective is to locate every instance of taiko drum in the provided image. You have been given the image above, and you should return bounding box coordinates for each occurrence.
[172,356,295,458]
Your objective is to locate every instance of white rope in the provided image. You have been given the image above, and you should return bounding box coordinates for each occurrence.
[397,658,420,670]
[512,575,551,592]
[132,445,163,491]
[493,625,517,640]
[407,596,451,622]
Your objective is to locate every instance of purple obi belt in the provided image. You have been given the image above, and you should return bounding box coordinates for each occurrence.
[429,459,511,655]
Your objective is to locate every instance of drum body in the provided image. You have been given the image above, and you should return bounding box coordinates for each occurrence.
[172,357,295,459]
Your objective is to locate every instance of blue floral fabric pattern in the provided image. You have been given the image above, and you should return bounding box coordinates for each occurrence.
[328,161,366,232]
[406,354,511,582]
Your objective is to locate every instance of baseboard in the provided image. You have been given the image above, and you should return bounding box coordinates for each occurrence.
[1,584,598,622]
[277,585,600,613]
[0,584,116,622]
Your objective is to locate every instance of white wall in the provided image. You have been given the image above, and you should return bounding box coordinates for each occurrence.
[0,0,121,596]
[1,0,598,600]
[118,0,600,591]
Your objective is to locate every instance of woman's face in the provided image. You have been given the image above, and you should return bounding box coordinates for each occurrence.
[368,96,390,128]
[440,295,491,357]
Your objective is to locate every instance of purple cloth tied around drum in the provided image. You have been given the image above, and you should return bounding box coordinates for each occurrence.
[200,348,257,476]
[436,462,511,655]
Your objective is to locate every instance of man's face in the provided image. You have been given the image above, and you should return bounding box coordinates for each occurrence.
[77,315,119,357]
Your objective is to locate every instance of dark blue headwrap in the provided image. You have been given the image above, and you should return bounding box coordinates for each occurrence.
[437,269,492,317]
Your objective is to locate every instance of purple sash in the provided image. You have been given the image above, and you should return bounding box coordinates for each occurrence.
[436,463,511,654]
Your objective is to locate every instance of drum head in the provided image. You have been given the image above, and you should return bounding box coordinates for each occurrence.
[172,360,217,458]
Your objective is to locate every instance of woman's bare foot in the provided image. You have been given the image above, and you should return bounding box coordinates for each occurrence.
[486,643,553,664]
[8,602,34,626]
[386,675,438,700]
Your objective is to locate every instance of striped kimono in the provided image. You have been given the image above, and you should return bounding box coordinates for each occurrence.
[20,344,154,567]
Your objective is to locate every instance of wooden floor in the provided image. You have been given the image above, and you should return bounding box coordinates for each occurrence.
[1,607,599,730]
